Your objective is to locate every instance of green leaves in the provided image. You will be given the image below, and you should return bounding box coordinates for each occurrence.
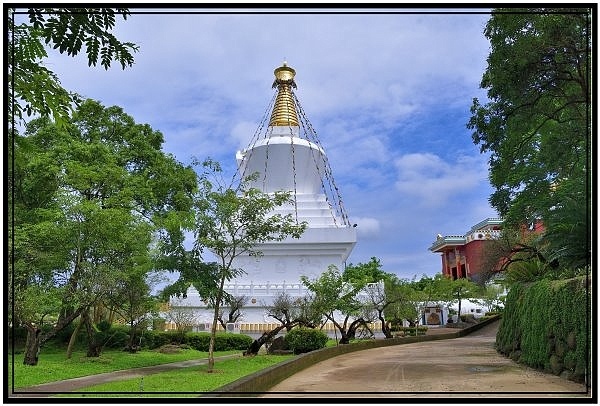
[8,8,139,126]
[10,99,197,360]
[193,159,307,263]
[468,9,591,270]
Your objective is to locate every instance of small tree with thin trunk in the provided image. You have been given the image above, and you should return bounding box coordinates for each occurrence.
[168,159,307,372]
[165,298,198,344]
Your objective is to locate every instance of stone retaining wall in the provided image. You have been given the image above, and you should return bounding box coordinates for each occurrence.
[205,315,501,396]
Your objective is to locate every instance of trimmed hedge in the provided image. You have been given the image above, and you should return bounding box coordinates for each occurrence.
[496,276,590,384]
[284,328,328,354]
[390,326,428,336]
[142,330,253,351]
[10,323,253,353]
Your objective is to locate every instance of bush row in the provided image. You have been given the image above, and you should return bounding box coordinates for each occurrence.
[390,326,429,335]
[496,276,590,384]
[142,330,253,352]
[10,324,253,352]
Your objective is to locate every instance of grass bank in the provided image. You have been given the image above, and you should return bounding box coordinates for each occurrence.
[55,355,295,397]
[8,347,238,388]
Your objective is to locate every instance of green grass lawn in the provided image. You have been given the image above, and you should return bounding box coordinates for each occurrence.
[56,355,295,397]
[8,347,239,389]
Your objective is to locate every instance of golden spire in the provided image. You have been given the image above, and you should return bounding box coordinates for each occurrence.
[268,61,300,127]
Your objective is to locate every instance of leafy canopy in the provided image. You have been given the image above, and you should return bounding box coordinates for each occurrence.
[8,8,139,126]
[467,8,591,270]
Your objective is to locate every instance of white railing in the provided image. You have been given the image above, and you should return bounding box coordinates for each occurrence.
[223,281,307,296]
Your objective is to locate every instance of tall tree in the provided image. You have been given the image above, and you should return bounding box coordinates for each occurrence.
[467,8,591,270]
[8,8,138,126]
[162,159,306,372]
[10,100,196,365]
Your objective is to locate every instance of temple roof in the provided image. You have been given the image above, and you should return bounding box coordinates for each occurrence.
[428,217,504,252]
[268,62,300,127]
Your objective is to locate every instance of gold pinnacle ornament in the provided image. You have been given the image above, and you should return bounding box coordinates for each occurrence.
[268,61,300,127]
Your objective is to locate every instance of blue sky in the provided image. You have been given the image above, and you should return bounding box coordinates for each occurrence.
[37,7,499,280]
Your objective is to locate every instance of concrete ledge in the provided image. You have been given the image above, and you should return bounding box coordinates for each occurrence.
[205,315,501,397]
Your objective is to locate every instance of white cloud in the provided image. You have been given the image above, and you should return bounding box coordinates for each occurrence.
[34,9,496,281]
[351,217,381,237]
[393,152,489,208]
[230,121,261,150]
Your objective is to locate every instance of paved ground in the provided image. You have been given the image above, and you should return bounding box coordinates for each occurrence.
[9,321,591,400]
[262,321,591,399]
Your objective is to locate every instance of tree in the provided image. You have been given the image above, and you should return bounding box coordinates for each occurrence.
[162,159,306,372]
[343,258,402,339]
[216,295,248,330]
[476,226,549,284]
[384,278,420,329]
[343,257,388,286]
[106,271,161,353]
[479,284,506,313]
[302,265,370,345]
[244,292,321,356]
[8,8,138,126]
[165,298,199,344]
[373,276,421,338]
[408,274,459,327]
[447,277,484,319]
[10,100,196,365]
[467,8,591,270]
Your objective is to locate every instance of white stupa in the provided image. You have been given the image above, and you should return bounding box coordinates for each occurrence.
[173,62,356,328]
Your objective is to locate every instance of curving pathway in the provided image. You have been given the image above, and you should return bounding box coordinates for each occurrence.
[9,321,590,400]
[261,321,590,399]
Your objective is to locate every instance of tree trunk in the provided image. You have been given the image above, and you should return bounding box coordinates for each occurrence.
[66,317,83,359]
[346,318,368,342]
[244,324,289,356]
[23,326,42,366]
[21,306,87,366]
[337,321,350,344]
[125,322,140,353]
[379,314,393,339]
[207,275,226,373]
[82,310,102,357]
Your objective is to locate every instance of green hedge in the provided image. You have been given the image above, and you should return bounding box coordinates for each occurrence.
[284,328,328,354]
[141,330,252,352]
[10,322,253,353]
[390,326,428,336]
[496,276,590,384]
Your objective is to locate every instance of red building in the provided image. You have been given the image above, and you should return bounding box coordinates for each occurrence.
[429,218,503,281]
[429,218,545,281]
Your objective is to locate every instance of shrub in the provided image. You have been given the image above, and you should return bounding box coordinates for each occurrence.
[459,314,477,323]
[284,328,328,354]
[182,332,253,352]
[391,326,428,336]
[103,325,130,349]
[485,311,502,317]
[143,330,182,349]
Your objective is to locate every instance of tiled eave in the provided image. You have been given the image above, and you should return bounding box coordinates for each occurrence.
[429,236,466,252]
[466,217,503,234]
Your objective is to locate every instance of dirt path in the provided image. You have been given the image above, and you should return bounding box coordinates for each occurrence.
[262,321,590,399]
